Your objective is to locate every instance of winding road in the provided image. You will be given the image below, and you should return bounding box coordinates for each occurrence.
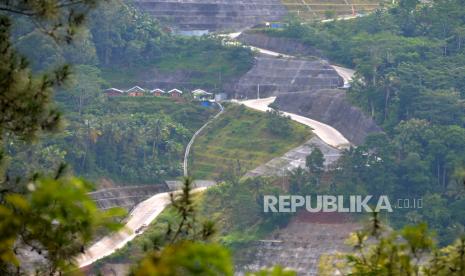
[228,31,354,148]
[79,30,356,269]
[252,47,354,87]
[225,32,356,87]
[78,103,224,268]
[331,65,356,88]
[183,102,224,177]
[241,97,350,149]
[77,187,210,268]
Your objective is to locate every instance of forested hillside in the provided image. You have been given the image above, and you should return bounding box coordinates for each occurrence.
[4,0,465,273]
[261,0,465,243]
[7,95,214,183]
[13,0,254,88]
[6,0,254,184]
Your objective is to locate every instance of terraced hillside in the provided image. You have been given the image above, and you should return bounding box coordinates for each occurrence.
[189,104,312,179]
[282,0,388,20]
[134,0,287,31]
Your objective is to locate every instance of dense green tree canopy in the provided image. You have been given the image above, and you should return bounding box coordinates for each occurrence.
[263,0,465,243]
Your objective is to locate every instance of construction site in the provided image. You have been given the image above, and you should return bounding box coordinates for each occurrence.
[7,0,464,274]
[134,0,387,32]
[76,0,385,272]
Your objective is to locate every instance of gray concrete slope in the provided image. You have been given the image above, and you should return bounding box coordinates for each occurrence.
[274,90,382,145]
[234,31,355,87]
[235,56,343,99]
[238,31,322,57]
[89,185,168,211]
[237,221,359,275]
[246,136,342,177]
[134,0,288,31]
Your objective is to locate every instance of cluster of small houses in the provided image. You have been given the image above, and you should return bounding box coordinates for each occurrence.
[103,86,214,101]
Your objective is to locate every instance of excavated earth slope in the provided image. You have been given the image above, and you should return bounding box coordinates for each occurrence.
[234,56,343,99]
[274,90,382,145]
[134,0,288,31]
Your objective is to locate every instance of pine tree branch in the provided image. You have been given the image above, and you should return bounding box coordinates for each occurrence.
[0,6,36,16]
[0,0,89,17]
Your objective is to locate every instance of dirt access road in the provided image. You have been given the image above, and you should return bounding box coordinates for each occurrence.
[184,102,224,177]
[228,30,354,148]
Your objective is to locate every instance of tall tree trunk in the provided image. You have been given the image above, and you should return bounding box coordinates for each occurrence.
[443,166,447,188]
[370,100,375,118]
[384,88,390,121]
[443,23,448,56]
[78,89,83,117]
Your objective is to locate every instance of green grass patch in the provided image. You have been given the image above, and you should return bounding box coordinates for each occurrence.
[190,104,312,180]
[101,41,254,89]
[101,67,143,88]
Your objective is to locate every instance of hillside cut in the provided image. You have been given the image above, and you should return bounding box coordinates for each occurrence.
[134,0,288,31]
